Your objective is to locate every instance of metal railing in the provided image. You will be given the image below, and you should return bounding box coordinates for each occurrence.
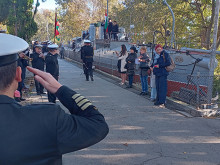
[63,48,220,110]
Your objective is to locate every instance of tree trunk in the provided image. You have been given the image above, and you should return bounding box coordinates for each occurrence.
[13,2,17,36]
[201,28,208,48]
[33,0,39,19]
[215,16,220,48]
[205,0,215,49]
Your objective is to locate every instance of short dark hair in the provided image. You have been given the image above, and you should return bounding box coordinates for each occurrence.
[0,62,17,91]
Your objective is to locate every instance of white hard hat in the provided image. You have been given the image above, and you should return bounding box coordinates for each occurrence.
[0,33,29,67]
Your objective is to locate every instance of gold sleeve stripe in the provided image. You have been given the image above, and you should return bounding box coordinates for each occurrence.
[77,99,90,107]
[75,96,85,103]
[72,94,80,99]
[81,103,93,110]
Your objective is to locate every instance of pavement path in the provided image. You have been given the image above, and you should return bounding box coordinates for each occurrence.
[28,59,220,165]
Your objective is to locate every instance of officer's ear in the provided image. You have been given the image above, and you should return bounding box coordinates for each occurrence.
[15,66,22,82]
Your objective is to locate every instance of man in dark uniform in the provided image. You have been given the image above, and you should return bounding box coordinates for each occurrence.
[112,21,119,41]
[45,44,59,103]
[0,33,108,165]
[81,40,94,81]
[16,51,29,101]
[60,43,65,59]
[72,40,76,51]
[30,45,45,95]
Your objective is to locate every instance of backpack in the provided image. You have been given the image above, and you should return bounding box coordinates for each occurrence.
[162,53,175,72]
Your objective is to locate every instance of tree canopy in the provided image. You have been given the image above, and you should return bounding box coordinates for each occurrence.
[111,0,220,50]
[0,0,48,42]
[1,0,220,49]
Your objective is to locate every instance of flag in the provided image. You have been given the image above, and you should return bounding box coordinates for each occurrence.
[54,12,60,41]
[104,9,108,32]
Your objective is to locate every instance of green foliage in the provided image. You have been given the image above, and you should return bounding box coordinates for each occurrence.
[32,10,55,42]
[0,0,11,22]
[111,0,219,49]
[54,0,119,42]
[0,0,38,42]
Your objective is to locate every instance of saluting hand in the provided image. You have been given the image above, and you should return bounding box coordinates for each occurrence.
[39,53,44,58]
[27,67,62,94]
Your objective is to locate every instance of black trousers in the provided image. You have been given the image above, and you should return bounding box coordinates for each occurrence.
[113,33,118,40]
[17,82,23,98]
[47,76,58,103]
[83,62,93,80]
[35,79,44,94]
[60,52,64,59]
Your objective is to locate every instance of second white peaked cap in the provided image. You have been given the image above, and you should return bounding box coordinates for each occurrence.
[47,44,59,49]
[34,44,43,48]
[0,33,29,56]
[84,40,91,43]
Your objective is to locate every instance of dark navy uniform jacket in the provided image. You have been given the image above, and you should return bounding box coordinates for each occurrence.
[81,45,94,63]
[30,52,45,71]
[45,53,59,77]
[0,86,109,165]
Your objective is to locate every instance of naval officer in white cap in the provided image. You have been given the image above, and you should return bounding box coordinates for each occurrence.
[45,44,59,103]
[30,44,46,95]
[81,40,94,81]
[0,34,108,165]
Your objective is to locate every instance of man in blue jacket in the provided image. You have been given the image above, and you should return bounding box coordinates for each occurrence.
[0,33,109,165]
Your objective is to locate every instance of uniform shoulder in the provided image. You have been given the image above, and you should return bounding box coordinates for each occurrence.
[23,103,61,114]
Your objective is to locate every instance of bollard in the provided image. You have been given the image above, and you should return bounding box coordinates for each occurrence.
[111,57,113,76]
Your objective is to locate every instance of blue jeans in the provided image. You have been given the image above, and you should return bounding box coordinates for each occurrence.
[128,75,134,86]
[140,76,148,92]
[151,87,157,99]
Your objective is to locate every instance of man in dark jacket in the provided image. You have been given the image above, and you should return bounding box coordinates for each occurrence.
[30,45,45,95]
[108,19,113,39]
[17,51,29,101]
[126,46,137,88]
[86,30,90,39]
[0,33,109,165]
[81,40,94,81]
[112,21,119,41]
[82,31,86,40]
[45,44,59,103]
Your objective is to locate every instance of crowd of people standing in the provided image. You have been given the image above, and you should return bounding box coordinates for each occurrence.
[116,44,171,107]
[103,19,119,40]
[15,41,60,104]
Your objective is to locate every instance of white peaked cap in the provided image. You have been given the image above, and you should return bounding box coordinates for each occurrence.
[0,33,29,56]
[47,44,59,49]
[84,40,91,43]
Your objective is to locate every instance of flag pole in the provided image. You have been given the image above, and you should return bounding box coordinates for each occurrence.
[107,0,108,17]
[54,9,57,43]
